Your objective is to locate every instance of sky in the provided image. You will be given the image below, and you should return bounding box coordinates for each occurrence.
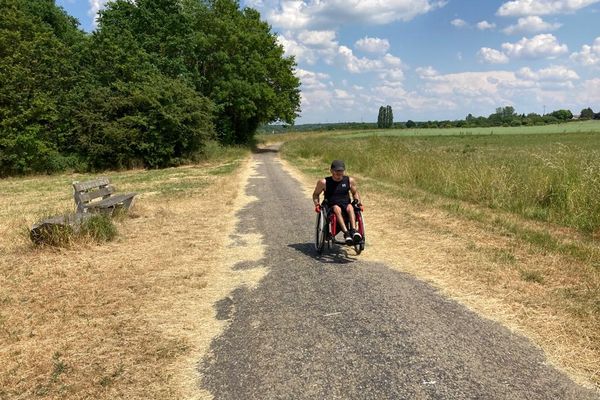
[56,0,600,124]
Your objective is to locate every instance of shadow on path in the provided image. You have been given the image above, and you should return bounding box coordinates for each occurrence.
[288,242,357,264]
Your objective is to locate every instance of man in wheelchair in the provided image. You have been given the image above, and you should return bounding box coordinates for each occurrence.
[312,159,363,245]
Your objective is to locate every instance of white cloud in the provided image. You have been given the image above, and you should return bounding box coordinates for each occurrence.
[337,46,404,73]
[501,34,568,59]
[420,71,519,100]
[89,0,108,26]
[451,18,467,28]
[477,20,496,30]
[516,65,579,81]
[297,30,338,47]
[502,16,561,34]
[478,47,510,64]
[570,37,600,66]
[576,78,600,104]
[269,1,313,29]
[379,69,405,82]
[266,0,447,30]
[497,0,600,16]
[416,66,439,79]
[295,68,330,90]
[355,37,390,54]
[277,31,340,65]
[383,53,403,67]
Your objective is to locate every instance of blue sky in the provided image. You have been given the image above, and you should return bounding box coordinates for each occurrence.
[56,0,600,124]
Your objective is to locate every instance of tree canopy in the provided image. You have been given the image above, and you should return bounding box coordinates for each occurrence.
[0,0,301,176]
[377,105,393,128]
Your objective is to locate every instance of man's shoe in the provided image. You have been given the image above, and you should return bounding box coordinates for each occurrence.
[352,230,362,244]
[344,231,353,245]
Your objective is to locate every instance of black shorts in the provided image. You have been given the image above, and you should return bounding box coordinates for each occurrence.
[330,200,351,215]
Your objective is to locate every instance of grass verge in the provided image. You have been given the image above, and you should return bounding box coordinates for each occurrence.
[0,146,262,399]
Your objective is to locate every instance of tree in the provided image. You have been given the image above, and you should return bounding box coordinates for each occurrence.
[190,0,300,144]
[0,0,85,175]
[550,109,573,121]
[406,120,416,128]
[386,105,393,128]
[580,107,594,120]
[73,74,214,170]
[377,105,393,128]
[72,0,215,169]
[0,0,300,175]
[377,106,385,128]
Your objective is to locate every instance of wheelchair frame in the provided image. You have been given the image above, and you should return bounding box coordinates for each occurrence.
[315,201,366,255]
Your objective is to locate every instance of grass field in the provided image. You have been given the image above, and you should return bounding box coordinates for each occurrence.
[281,126,600,235]
[336,120,600,138]
[280,123,600,388]
[0,146,255,399]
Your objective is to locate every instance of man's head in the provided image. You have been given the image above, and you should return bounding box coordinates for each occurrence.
[330,160,345,180]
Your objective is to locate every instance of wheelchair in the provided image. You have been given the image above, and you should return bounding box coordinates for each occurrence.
[315,200,366,255]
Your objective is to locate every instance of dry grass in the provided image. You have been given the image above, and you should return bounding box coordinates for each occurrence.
[280,156,600,392]
[0,155,267,399]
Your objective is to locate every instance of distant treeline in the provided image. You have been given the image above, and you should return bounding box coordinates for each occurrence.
[260,106,600,134]
[0,0,300,176]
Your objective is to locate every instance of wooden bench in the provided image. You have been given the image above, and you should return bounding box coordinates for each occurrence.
[73,177,137,214]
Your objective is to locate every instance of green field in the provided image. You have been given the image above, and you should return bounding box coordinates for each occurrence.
[282,123,600,235]
[335,120,600,139]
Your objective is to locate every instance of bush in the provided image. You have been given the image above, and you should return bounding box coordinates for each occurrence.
[80,213,118,242]
[31,213,118,247]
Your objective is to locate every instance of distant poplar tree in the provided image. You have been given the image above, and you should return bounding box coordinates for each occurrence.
[377,106,384,128]
[386,105,393,128]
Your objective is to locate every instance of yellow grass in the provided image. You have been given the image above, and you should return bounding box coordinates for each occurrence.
[0,156,267,399]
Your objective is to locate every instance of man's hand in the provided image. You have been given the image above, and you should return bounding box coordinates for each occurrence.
[314,204,321,213]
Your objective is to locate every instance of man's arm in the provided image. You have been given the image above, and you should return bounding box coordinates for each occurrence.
[349,177,361,204]
[313,179,326,206]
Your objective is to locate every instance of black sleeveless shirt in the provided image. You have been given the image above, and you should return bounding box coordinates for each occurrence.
[325,176,351,205]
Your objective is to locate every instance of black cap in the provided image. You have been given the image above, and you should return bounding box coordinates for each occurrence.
[331,160,345,171]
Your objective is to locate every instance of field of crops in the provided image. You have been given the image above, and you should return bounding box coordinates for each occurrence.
[281,123,600,235]
[336,120,600,139]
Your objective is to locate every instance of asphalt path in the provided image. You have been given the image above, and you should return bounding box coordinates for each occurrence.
[200,148,598,399]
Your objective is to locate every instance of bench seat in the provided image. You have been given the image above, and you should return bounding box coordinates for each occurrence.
[73,177,137,214]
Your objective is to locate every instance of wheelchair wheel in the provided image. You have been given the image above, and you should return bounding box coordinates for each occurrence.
[354,210,366,255]
[315,209,327,254]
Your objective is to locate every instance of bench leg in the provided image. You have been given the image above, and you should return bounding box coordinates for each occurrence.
[122,197,135,211]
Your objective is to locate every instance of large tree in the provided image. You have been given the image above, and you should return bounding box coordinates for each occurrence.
[192,0,301,144]
[0,0,84,175]
[89,0,300,145]
[72,0,214,169]
[580,107,594,120]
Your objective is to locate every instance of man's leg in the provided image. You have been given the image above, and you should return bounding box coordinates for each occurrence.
[332,205,349,233]
[346,203,362,243]
[345,203,357,230]
[333,205,353,245]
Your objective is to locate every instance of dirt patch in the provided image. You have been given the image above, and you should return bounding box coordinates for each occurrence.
[279,156,600,391]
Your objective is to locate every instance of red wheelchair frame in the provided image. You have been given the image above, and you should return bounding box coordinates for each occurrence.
[315,200,366,255]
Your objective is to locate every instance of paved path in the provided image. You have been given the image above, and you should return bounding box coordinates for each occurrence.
[200,148,598,399]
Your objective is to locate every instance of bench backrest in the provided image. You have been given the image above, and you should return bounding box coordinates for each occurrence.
[73,178,115,212]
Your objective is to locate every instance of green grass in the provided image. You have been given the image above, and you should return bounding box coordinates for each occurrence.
[336,120,600,139]
[282,128,600,235]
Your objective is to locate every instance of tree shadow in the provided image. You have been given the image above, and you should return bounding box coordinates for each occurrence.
[252,146,280,154]
[288,242,357,264]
